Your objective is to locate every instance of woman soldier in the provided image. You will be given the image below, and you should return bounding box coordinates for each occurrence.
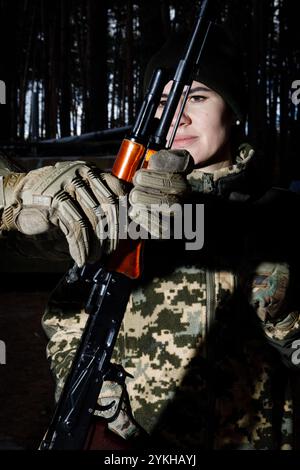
[42,25,300,450]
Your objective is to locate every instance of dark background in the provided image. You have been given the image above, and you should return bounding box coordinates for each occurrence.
[0,0,299,449]
[0,274,59,449]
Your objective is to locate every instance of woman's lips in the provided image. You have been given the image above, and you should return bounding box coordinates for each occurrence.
[172,136,198,147]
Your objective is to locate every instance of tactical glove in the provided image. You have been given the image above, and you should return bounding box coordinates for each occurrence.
[0,161,127,266]
[128,149,194,237]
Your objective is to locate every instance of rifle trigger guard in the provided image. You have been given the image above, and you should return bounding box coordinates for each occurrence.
[95,363,133,423]
[105,363,133,385]
[97,400,116,412]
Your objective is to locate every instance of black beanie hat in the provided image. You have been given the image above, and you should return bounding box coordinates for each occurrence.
[143,24,246,121]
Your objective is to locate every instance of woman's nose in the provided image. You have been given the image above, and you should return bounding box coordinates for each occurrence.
[171,101,191,127]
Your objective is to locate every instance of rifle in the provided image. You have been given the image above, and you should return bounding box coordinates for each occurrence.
[40,0,212,450]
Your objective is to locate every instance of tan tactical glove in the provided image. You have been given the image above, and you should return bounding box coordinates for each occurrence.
[0,161,127,266]
[128,149,194,237]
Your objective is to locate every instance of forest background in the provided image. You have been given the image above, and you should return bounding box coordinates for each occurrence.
[0,0,299,184]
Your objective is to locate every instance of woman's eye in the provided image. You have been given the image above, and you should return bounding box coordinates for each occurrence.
[158,100,168,108]
[189,95,207,103]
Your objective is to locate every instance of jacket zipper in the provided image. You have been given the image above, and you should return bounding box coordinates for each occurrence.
[205,269,216,357]
[204,269,216,448]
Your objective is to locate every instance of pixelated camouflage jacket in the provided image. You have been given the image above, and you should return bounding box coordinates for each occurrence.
[42,144,300,450]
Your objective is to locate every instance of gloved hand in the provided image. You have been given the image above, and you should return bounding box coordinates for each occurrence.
[0,161,127,266]
[128,149,194,238]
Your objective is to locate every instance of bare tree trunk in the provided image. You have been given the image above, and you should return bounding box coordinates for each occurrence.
[85,0,108,132]
[73,0,87,134]
[18,1,36,138]
[126,0,134,124]
[60,0,71,136]
[0,0,18,140]
[43,0,58,138]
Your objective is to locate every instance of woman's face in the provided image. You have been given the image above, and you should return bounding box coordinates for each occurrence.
[156,80,234,170]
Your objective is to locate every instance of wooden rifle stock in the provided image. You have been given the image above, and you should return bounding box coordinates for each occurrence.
[107,144,157,279]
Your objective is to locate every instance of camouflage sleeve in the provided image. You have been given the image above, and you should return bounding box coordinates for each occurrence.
[42,298,88,402]
[41,276,89,401]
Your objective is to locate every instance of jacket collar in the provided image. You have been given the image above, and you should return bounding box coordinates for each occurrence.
[187,143,257,199]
